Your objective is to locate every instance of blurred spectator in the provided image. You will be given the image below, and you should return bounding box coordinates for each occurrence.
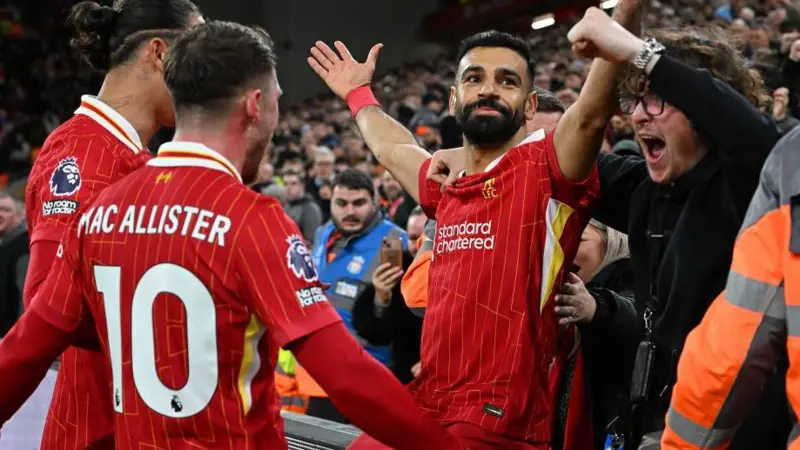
[611,139,642,157]
[772,86,800,133]
[282,171,323,243]
[408,92,444,131]
[308,146,336,221]
[378,170,405,222]
[300,169,408,423]
[0,191,27,337]
[275,151,306,179]
[405,207,426,255]
[528,88,565,133]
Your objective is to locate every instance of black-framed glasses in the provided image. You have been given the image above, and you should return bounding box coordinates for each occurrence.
[619,93,665,116]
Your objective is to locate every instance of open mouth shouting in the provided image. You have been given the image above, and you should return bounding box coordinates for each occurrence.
[639,134,666,165]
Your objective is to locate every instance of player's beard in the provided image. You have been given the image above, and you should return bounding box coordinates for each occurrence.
[455,98,524,146]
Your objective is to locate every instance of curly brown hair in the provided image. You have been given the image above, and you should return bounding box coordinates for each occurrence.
[618,26,771,111]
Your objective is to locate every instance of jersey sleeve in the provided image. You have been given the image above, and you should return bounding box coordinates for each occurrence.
[29,215,90,334]
[543,128,600,214]
[237,201,342,347]
[29,142,115,245]
[418,158,443,220]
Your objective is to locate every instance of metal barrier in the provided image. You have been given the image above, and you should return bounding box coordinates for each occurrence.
[281,411,361,450]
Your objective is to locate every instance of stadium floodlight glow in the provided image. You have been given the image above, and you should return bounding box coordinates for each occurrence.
[600,0,619,9]
[531,13,555,30]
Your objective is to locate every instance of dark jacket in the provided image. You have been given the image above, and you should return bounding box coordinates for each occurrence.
[351,250,422,384]
[594,56,786,447]
[581,259,637,449]
[284,193,323,243]
[0,221,29,337]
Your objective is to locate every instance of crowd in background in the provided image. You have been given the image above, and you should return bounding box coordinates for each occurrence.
[3,0,800,211]
[4,0,800,448]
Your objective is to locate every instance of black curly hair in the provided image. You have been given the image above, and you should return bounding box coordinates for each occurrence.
[68,0,200,72]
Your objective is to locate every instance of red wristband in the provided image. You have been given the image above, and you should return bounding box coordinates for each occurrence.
[345,85,380,118]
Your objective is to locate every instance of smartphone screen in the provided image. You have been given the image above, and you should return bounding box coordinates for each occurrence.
[380,237,403,268]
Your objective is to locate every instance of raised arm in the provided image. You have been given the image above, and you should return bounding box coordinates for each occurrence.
[308,42,429,202]
[555,0,643,181]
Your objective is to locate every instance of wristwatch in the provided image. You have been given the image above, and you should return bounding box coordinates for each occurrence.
[632,37,666,71]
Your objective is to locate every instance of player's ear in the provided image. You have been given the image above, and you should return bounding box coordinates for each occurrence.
[448,85,457,116]
[147,37,169,72]
[244,89,262,122]
[524,88,537,122]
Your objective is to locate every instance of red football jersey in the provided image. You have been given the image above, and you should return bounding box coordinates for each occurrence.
[413,130,599,445]
[23,95,150,449]
[32,141,342,449]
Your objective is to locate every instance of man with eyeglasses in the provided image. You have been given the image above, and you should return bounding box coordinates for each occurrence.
[569,14,786,450]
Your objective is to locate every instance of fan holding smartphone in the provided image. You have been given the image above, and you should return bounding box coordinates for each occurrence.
[374,237,405,306]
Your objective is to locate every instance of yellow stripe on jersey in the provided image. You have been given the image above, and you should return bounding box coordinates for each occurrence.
[540,198,574,312]
[238,314,266,414]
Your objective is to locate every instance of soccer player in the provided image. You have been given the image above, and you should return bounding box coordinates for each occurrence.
[0,21,459,450]
[307,4,642,448]
[9,1,202,448]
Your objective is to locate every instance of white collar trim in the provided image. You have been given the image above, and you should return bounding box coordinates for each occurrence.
[148,141,243,183]
[459,129,547,177]
[74,95,143,154]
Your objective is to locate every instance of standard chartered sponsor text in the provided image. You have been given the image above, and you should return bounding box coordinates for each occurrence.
[435,220,495,254]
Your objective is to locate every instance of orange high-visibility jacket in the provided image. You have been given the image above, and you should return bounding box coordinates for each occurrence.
[662,132,800,449]
[400,219,437,317]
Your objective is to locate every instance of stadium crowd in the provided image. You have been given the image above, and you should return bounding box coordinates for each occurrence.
[3,0,800,449]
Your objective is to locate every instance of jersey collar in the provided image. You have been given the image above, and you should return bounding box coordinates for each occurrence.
[148,141,243,183]
[458,128,547,178]
[74,95,143,154]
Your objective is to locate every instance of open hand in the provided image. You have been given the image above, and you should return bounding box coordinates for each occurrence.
[426,148,465,189]
[554,272,597,326]
[307,41,383,100]
[567,7,643,63]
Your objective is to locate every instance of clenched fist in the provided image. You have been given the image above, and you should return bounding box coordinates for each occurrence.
[567,7,644,63]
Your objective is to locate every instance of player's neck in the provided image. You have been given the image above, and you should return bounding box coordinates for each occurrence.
[463,127,528,175]
[171,127,245,175]
[95,71,160,147]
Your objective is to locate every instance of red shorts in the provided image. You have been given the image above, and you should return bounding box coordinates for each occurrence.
[347,422,547,450]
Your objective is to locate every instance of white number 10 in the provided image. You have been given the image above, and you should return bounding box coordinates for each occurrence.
[94,263,218,419]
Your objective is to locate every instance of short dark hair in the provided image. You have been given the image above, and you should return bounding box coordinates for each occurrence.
[276,151,305,171]
[332,169,374,199]
[535,88,566,114]
[282,170,305,183]
[69,0,200,72]
[456,30,536,89]
[163,21,278,116]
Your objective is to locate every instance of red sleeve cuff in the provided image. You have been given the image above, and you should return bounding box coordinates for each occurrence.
[272,309,342,348]
[30,297,82,333]
[544,128,600,211]
[30,223,66,245]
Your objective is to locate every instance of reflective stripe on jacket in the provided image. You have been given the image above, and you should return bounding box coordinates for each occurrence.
[662,129,800,449]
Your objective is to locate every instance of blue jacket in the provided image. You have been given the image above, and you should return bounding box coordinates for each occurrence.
[311,213,407,365]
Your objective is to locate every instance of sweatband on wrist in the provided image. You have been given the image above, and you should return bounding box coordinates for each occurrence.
[346,84,380,118]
